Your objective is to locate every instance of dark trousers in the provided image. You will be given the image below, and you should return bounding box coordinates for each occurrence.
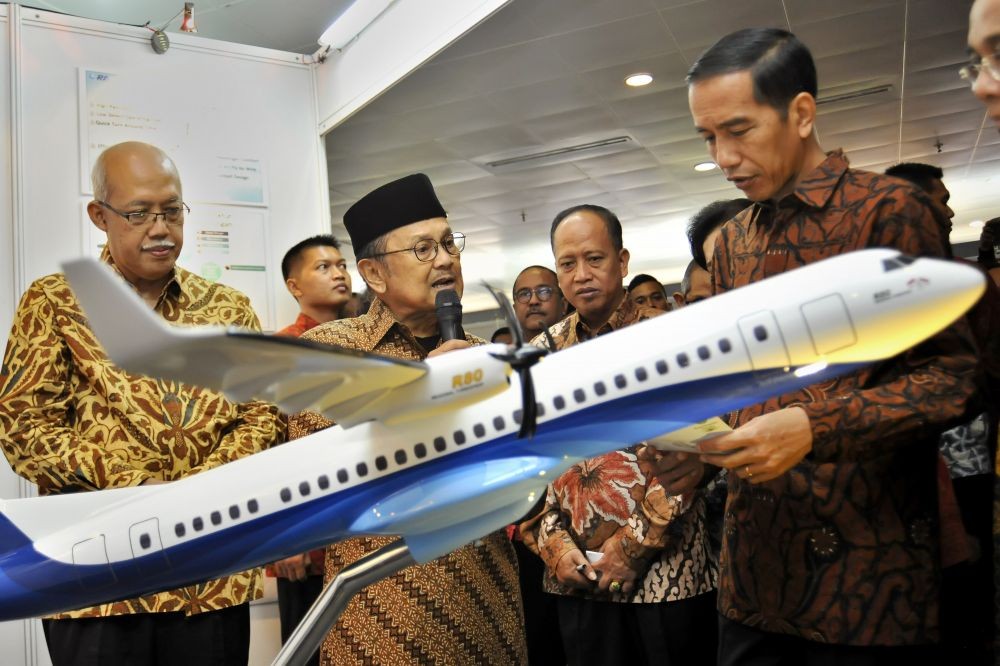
[557,591,717,666]
[717,614,943,666]
[42,604,249,666]
[513,539,565,665]
[276,575,324,666]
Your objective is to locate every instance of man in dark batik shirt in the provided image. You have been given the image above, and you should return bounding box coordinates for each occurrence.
[685,28,978,665]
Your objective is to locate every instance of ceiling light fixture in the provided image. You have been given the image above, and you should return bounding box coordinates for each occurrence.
[318,0,395,50]
[485,136,633,169]
[815,84,892,106]
[625,73,653,87]
[694,161,717,172]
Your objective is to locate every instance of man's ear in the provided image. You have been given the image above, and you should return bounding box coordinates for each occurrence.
[285,277,302,300]
[357,258,387,296]
[789,92,817,140]
[618,248,631,278]
[672,292,685,309]
[87,201,108,232]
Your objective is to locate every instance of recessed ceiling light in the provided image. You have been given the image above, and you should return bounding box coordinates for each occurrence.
[694,161,717,172]
[970,220,985,228]
[625,73,653,87]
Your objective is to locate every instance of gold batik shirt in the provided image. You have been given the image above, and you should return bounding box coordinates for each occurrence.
[289,297,528,666]
[519,296,717,603]
[0,249,285,617]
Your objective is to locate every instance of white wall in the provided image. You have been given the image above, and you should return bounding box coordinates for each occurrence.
[0,1,503,662]
[314,0,510,134]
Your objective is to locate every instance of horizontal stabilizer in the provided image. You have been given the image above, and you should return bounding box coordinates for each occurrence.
[62,259,427,424]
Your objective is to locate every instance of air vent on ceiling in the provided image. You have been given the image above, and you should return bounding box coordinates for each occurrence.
[476,135,635,173]
[816,84,893,106]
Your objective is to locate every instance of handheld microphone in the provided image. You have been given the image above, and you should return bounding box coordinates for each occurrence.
[435,289,464,342]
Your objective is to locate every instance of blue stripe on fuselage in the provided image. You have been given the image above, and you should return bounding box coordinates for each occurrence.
[0,362,865,620]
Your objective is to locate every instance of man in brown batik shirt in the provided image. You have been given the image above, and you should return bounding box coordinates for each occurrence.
[288,173,527,666]
[520,204,718,666]
[686,28,977,664]
[0,142,284,665]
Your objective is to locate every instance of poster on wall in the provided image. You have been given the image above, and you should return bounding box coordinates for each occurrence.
[78,68,268,206]
[82,204,275,331]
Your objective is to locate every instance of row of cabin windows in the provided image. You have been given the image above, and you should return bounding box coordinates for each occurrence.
[165,333,749,546]
[174,499,260,539]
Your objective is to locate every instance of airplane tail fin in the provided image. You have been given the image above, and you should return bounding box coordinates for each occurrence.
[62,258,202,365]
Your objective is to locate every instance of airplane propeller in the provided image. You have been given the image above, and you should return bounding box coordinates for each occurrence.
[482,283,548,438]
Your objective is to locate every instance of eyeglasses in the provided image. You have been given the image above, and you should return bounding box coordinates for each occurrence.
[514,286,556,304]
[959,52,1000,87]
[371,232,466,263]
[97,200,190,228]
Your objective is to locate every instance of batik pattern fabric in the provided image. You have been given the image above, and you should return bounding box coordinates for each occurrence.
[288,297,528,666]
[520,297,718,603]
[938,413,991,478]
[711,150,978,646]
[0,248,284,617]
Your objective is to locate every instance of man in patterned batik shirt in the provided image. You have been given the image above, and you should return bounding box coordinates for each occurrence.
[519,204,718,666]
[687,29,977,665]
[288,173,528,666]
[0,141,284,665]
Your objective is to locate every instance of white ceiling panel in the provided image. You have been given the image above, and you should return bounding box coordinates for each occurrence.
[547,13,677,73]
[660,0,789,52]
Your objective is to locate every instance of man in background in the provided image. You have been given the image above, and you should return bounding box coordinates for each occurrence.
[289,173,527,665]
[885,163,955,233]
[0,141,283,665]
[671,260,711,308]
[520,204,717,666]
[269,233,353,663]
[627,273,670,311]
[277,234,353,336]
[512,265,566,345]
[686,198,751,270]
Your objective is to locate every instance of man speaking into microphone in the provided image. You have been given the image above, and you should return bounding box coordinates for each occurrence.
[287,173,528,665]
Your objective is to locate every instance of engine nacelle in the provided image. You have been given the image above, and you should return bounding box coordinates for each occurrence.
[336,344,512,428]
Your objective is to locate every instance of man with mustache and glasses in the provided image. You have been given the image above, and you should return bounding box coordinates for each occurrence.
[0,141,283,665]
[512,265,566,346]
[288,173,528,666]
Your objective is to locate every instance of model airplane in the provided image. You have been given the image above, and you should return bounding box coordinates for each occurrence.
[0,249,984,627]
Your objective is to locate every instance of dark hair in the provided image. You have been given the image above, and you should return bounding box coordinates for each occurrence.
[680,259,701,295]
[885,162,945,193]
[627,273,662,294]
[687,198,752,269]
[490,326,512,343]
[281,234,341,280]
[687,28,817,116]
[550,204,623,252]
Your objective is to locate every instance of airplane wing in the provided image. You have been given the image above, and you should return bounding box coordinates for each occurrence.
[62,258,427,422]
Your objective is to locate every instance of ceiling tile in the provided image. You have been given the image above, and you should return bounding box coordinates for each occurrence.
[659,0,788,52]
[547,13,677,73]
[521,0,661,37]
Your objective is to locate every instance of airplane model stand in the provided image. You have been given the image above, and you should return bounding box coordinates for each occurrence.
[273,539,417,666]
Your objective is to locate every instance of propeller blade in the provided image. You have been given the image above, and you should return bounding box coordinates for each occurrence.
[481,280,546,439]
[518,367,537,439]
[481,281,525,347]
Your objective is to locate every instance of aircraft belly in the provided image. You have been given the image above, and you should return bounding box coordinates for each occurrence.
[349,456,553,535]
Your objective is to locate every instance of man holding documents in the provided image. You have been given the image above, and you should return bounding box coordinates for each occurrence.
[519,204,718,666]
